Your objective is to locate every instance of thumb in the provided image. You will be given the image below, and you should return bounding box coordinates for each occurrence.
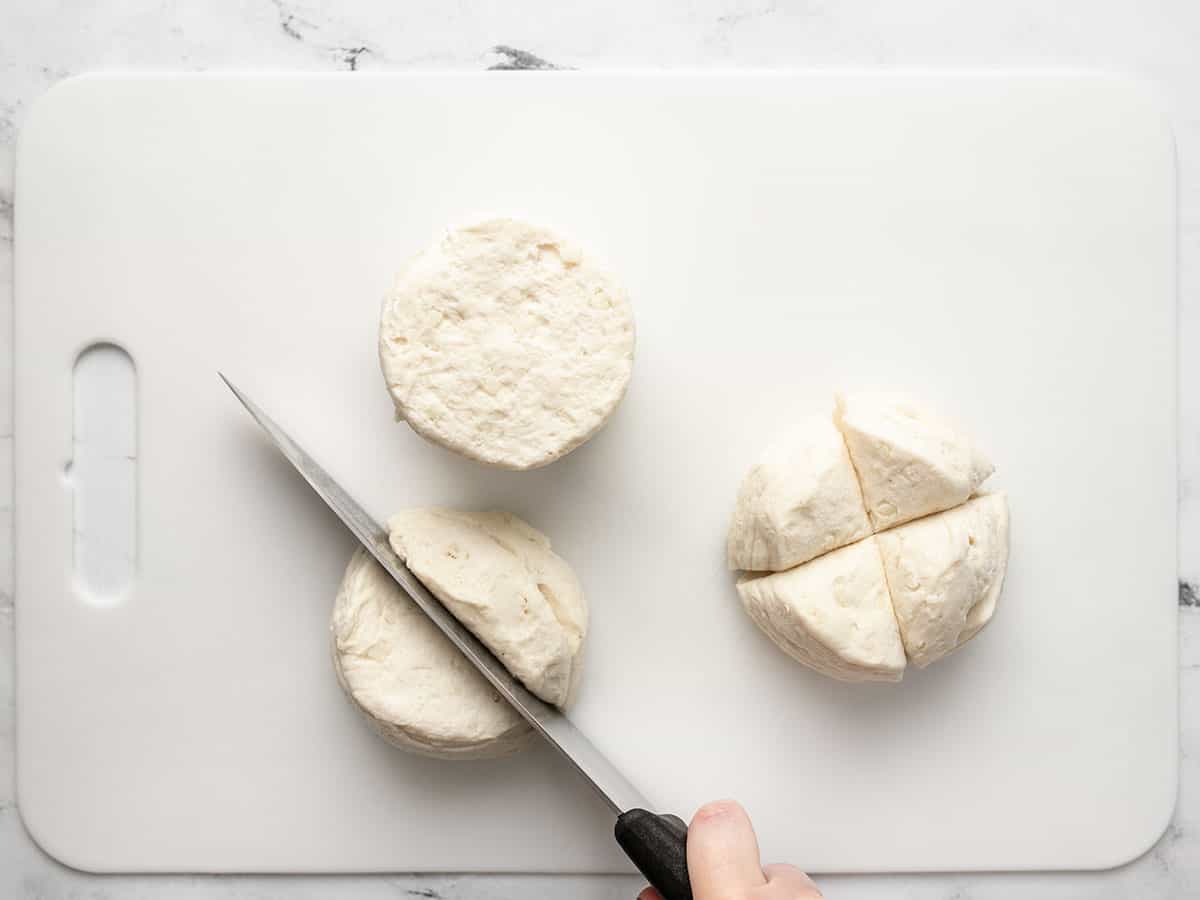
[687,800,766,900]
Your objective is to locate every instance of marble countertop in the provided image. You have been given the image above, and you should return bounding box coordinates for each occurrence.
[1,1,1197,897]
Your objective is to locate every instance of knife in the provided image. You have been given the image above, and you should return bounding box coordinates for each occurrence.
[220,374,692,900]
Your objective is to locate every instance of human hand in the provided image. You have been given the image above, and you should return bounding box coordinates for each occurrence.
[637,800,823,900]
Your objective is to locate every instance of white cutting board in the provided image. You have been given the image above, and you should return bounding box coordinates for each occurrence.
[15,73,1177,874]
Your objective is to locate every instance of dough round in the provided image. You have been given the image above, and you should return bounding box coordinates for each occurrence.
[876,492,1009,668]
[727,392,1008,681]
[737,536,906,683]
[331,547,533,759]
[379,218,636,470]
[388,508,587,707]
[726,417,872,572]
[835,392,994,531]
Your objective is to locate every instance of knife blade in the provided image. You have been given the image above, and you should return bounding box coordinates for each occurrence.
[220,374,692,900]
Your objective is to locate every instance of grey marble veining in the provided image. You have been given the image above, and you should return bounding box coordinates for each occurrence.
[1,1,1198,897]
[488,46,566,70]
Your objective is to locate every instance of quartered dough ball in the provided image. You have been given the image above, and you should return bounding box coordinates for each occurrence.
[388,508,587,708]
[737,537,907,683]
[876,492,1010,668]
[726,417,871,572]
[727,392,1008,682]
[331,547,533,759]
[379,218,636,470]
[835,392,994,531]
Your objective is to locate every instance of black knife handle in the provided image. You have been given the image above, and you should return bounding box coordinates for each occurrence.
[615,808,692,900]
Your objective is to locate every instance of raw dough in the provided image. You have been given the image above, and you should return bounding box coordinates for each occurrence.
[726,417,872,572]
[378,218,636,470]
[835,392,994,531]
[737,536,906,683]
[727,393,1008,681]
[388,508,587,707]
[876,492,1010,668]
[331,547,533,759]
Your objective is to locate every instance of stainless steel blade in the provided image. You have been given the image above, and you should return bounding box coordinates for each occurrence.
[220,373,649,816]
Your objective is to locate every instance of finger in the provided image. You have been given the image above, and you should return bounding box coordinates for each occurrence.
[763,863,823,897]
[687,800,767,899]
[637,887,664,900]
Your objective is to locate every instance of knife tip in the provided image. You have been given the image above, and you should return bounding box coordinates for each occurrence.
[217,371,238,394]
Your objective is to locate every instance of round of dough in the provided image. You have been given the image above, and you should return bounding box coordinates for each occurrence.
[379,218,636,470]
[876,492,1009,668]
[331,547,533,759]
[727,392,1008,682]
[726,417,872,572]
[737,536,907,683]
[388,508,587,707]
[835,392,994,531]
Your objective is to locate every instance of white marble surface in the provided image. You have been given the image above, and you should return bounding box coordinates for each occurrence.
[1,1,1198,897]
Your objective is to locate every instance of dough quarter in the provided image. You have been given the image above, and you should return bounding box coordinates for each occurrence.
[737,536,907,683]
[876,493,1010,668]
[726,417,871,572]
[835,392,994,531]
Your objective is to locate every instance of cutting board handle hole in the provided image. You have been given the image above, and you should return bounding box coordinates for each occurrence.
[70,343,138,605]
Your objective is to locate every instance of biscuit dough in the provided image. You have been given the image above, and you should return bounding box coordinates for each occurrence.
[726,417,871,572]
[331,547,533,759]
[379,218,636,470]
[388,508,587,707]
[737,537,906,683]
[728,393,1008,682]
[876,493,1010,668]
[835,392,994,531]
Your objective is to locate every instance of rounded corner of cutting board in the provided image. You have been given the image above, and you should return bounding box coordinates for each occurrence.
[1088,771,1180,872]
[17,73,109,161]
[15,784,113,875]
